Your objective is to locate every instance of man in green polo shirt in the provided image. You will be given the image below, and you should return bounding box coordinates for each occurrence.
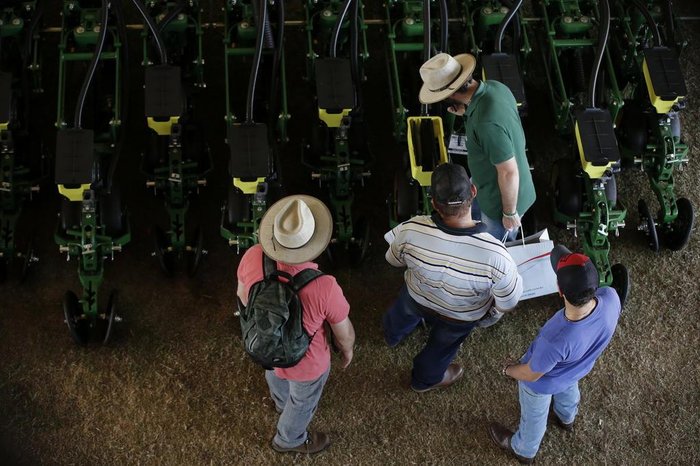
[418,53,536,241]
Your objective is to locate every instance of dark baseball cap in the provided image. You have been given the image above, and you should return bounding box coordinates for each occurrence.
[550,244,599,297]
[431,163,472,205]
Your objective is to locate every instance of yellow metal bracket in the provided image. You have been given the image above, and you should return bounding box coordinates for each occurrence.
[318,108,351,128]
[407,116,448,186]
[147,116,180,136]
[58,184,91,201]
[233,177,265,195]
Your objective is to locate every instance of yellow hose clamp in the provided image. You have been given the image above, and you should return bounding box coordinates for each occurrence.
[233,177,265,195]
[318,108,351,128]
[58,184,91,201]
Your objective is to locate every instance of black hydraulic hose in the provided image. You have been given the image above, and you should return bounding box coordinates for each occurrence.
[157,0,185,34]
[252,0,275,50]
[495,0,523,53]
[665,0,676,45]
[330,0,353,58]
[245,0,267,124]
[588,0,610,108]
[268,0,284,128]
[129,0,168,64]
[350,0,361,111]
[629,0,662,47]
[438,0,448,53]
[422,0,431,63]
[74,0,110,129]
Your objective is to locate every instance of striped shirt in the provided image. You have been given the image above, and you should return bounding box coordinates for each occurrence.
[385,214,523,322]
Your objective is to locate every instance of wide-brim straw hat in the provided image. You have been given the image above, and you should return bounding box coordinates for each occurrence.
[419,53,477,104]
[259,195,333,264]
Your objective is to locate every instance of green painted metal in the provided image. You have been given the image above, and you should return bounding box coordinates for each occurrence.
[55,1,128,318]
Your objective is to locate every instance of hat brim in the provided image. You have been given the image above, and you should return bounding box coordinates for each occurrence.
[259,195,333,264]
[419,54,476,105]
[550,244,573,271]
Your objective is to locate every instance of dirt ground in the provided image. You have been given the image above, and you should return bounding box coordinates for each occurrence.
[1,2,699,465]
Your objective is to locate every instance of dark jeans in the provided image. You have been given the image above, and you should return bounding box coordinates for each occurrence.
[382,284,478,390]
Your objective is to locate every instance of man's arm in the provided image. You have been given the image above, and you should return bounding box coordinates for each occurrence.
[236,281,248,306]
[495,158,521,230]
[330,317,355,369]
[504,362,544,382]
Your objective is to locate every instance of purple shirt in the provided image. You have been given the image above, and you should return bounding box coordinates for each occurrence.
[522,287,621,394]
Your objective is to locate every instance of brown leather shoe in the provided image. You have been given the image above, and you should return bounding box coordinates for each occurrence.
[271,431,330,454]
[411,363,464,393]
[488,423,534,464]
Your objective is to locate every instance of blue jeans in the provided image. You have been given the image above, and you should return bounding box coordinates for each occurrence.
[511,381,581,459]
[471,198,521,242]
[382,285,478,390]
[265,368,330,448]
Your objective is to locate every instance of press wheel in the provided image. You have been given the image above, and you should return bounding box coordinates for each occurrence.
[637,199,659,252]
[349,216,371,266]
[611,263,630,310]
[187,226,205,277]
[154,225,174,277]
[661,197,694,251]
[63,290,89,345]
[102,290,118,345]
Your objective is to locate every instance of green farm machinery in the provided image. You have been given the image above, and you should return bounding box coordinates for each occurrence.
[138,0,211,276]
[220,0,288,252]
[55,0,130,344]
[0,0,44,281]
[386,0,450,227]
[302,0,372,264]
[538,0,629,302]
[611,0,693,252]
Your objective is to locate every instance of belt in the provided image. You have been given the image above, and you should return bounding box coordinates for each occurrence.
[416,302,477,325]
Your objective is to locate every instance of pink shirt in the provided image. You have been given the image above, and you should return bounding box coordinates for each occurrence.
[237,245,350,382]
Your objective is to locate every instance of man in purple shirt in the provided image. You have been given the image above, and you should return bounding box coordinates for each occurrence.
[489,245,621,464]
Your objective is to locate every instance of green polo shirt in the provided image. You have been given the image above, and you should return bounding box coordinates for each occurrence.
[463,80,535,220]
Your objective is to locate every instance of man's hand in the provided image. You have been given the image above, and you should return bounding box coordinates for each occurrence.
[447,102,466,116]
[340,349,353,369]
[502,212,521,231]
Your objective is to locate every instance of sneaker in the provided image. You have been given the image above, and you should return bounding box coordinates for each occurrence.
[411,363,464,393]
[477,308,505,328]
[271,431,330,454]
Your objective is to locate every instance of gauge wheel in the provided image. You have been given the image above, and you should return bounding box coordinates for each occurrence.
[637,199,659,253]
[63,290,89,345]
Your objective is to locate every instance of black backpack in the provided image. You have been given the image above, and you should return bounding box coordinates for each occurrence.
[239,254,324,369]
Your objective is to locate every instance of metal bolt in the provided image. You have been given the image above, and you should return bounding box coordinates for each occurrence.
[500,7,509,14]
[12,18,21,26]
[580,16,590,23]
[322,9,332,17]
[404,18,414,25]
[94,25,101,33]
[177,14,185,21]
[563,16,572,24]
[240,21,249,29]
[76,26,85,34]
[483,7,493,15]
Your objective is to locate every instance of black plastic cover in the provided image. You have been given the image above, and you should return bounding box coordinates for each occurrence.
[315,58,354,112]
[145,65,183,118]
[55,129,95,185]
[644,47,687,101]
[482,53,527,108]
[228,123,269,178]
[575,108,619,166]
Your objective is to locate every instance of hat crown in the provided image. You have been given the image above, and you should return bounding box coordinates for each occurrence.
[273,199,315,249]
[420,53,462,91]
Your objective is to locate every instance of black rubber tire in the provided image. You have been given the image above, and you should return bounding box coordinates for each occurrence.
[100,188,125,237]
[153,224,174,277]
[394,171,419,222]
[61,198,82,232]
[349,216,371,267]
[611,263,630,310]
[661,197,695,251]
[186,227,204,277]
[227,187,250,225]
[63,290,89,345]
[638,199,659,252]
[605,175,617,209]
[553,160,582,218]
[102,290,118,345]
[620,103,648,154]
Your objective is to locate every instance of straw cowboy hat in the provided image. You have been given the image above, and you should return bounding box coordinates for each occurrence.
[259,195,333,264]
[419,53,477,104]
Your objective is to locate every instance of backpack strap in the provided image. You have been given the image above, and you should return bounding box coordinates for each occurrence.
[262,253,277,278]
[290,268,325,292]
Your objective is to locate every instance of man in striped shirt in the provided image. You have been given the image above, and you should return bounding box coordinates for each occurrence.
[383,163,523,392]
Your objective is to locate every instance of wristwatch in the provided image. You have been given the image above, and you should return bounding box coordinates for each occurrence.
[502,364,511,377]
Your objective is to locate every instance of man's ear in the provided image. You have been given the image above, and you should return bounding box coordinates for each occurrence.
[431,198,437,211]
[471,184,477,198]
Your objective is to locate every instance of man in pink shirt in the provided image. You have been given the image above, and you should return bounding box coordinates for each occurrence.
[237,195,355,455]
